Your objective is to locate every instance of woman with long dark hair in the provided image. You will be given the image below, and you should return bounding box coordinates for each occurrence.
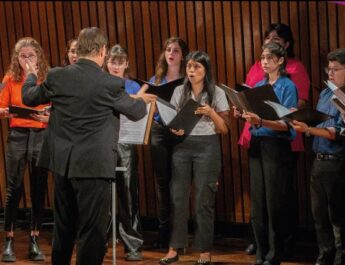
[237,42,298,265]
[159,51,229,265]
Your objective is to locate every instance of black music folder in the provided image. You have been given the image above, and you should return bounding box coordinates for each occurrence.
[156,98,202,135]
[132,77,184,101]
[9,105,46,120]
[235,83,251,92]
[219,83,280,120]
[264,100,333,127]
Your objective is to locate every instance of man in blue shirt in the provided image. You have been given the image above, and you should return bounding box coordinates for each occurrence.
[292,48,345,265]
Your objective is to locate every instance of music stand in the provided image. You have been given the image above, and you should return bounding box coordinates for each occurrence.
[112,166,126,265]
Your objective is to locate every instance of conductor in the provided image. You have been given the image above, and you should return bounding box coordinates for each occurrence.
[21,27,155,265]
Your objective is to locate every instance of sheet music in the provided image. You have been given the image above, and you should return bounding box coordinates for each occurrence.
[119,103,152,144]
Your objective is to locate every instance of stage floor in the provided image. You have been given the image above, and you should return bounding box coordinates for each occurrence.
[0,230,316,264]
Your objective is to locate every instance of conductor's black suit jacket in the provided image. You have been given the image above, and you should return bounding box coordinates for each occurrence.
[22,58,147,179]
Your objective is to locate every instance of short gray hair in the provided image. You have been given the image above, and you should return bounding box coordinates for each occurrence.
[77,27,108,57]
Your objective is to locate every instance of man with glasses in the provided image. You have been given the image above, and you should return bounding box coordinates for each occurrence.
[291,48,345,265]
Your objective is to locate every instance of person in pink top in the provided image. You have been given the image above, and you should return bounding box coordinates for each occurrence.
[239,23,310,257]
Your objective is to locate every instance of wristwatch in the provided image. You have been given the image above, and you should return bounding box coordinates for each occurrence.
[305,127,311,137]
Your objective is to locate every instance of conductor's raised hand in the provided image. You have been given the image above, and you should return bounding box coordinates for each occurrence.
[24,59,38,78]
[131,93,156,104]
[194,104,215,117]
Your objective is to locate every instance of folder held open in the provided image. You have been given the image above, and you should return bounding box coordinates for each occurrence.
[264,100,333,127]
[219,83,280,120]
[132,77,184,102]
[156,98,202,135]
[9,105,47,120]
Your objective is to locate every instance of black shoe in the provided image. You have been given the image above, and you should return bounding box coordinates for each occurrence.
[159,254,179,265]
[1,237,16,262]
[28,236,45,261]
[195,259,213,265]
[245,243,256,255]
[125,251,143,261]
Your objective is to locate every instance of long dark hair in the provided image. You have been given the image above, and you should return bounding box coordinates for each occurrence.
[262,42,289,79]
[154,37,189,85]
[178,51,216,109]
[264,23,295,58]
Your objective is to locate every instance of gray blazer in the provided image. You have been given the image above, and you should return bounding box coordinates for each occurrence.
[22,58,146,179]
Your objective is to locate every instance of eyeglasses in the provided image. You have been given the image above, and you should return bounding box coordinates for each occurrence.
[19,54,37,60]
[165,47,181,54]
[324,67,345,74]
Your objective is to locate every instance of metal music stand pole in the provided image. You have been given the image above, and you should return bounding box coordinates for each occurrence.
[113,166,126,265]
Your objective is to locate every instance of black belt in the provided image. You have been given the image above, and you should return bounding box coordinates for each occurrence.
[316,153,344,161]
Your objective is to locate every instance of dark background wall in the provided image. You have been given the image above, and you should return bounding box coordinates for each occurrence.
[0,1,344,228]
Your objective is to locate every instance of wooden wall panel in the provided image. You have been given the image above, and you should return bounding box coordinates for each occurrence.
[0,1,344,227]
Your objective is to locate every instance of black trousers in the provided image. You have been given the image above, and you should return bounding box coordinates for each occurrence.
[52,175,111,265]
[4,128,48,232]
[170,135,220,252]
[249,136,292,264]
[247,152,299,252]
[311,159,345,265]
[116,144,143,253]
[150,122,174,239]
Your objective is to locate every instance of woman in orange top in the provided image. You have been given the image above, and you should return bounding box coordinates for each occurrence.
[0,37,50,262]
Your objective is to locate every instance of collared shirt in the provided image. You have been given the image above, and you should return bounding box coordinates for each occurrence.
[313,87,345,156]
[170,85,229,135]
[249,76,298,140]
[0,74,49,128]
[240,58,310,150]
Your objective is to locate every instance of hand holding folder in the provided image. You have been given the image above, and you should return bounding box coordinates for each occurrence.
[264,100,333,127]
[132,77,184,102]
[9,105,48,120]
[219,83,280,120]
[156,98,202,135]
